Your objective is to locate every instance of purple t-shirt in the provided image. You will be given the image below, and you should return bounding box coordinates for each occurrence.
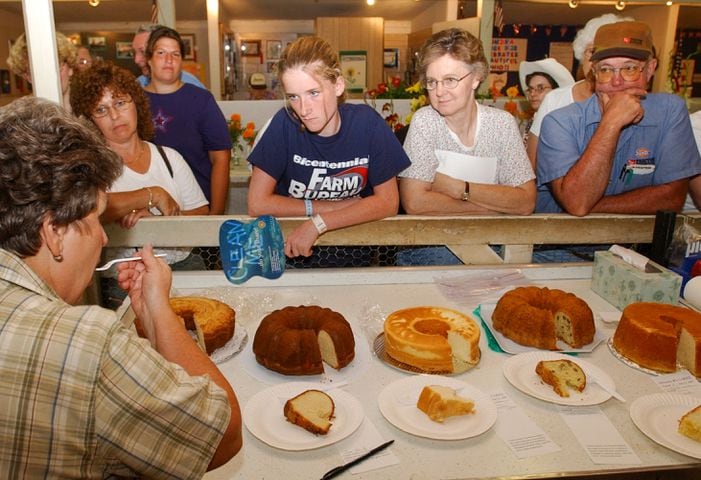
[146,84,231,201]
[249,103,410,199]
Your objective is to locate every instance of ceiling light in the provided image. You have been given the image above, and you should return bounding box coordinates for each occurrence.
[88,0,100,6]
[666,0,673,5]
[568,0,578,8]
[367,0,375,5]
[615,1,626,11]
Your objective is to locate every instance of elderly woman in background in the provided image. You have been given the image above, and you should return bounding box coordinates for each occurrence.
[518,58,575,148]
[6,32,76,111]
[526,13,633,165]
[143,26,231,214]
[70,61,209,307]
[399,28,535,215]
[0,97,241,477]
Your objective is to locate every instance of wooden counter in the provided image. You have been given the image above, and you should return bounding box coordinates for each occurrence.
[151,264,701,479]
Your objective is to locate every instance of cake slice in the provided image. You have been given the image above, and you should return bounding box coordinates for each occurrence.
[283,389,335,435]
[535,359,586,398]
[679,404,701,442]
[416,385,475,423]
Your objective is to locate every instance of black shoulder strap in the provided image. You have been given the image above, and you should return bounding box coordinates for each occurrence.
[155,144,174,178]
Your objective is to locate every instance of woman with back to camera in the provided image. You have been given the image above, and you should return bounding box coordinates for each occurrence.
[399,28,535,215]
[71,61,209,307]
[0,96,241,477]
[143,26,232,214]
[247,36,410,258]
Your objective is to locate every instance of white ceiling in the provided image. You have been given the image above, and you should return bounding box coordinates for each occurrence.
[0,1,698,27]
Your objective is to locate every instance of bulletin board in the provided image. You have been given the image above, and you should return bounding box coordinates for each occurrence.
[490,38,527,73]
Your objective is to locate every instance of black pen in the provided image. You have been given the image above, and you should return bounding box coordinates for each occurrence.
[320,439,395,480]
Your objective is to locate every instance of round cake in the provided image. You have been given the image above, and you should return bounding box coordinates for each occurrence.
[252,305,355,375]
[170,296,236,354]
[613,302,701,375]
[383,306,481,373]
[492,286,594,350]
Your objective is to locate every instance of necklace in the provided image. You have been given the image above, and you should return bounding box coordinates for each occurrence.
[123,141,145,169]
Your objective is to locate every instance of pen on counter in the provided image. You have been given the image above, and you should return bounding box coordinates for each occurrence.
[320,439,394,480]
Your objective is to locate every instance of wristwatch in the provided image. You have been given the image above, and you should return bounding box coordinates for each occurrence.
[461,182,470,202]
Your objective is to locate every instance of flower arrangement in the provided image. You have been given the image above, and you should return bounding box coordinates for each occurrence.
[364,76,428,132]
[228,113,257,151]
[504,86,520,116]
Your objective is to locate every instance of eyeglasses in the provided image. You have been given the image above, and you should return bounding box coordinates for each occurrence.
[593,64,646,83]
[424,72,472,91]
[526,85,552,95]
[93,97,133,118]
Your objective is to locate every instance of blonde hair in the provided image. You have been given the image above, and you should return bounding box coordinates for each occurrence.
[7,32,77,78]
[276,36,346,103]
[418,28,488,84]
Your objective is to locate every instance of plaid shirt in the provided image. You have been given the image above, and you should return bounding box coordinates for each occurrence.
[0,249,231,479]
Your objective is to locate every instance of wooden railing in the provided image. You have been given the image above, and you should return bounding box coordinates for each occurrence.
[103,213,698,265]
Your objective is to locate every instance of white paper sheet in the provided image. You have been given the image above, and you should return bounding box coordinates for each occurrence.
[653,371,701,396]
[334,420,399,475]
[558,405,641,465]
[490,390,561,458]
[435,150,497,184]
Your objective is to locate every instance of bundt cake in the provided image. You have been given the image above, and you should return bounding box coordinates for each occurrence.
[535,359,586,398]
[492,286,595,350]
[284,389,335,435]
[135,296,236,354]
[612,302,701,376]
[252,305,355,375]
[383,306,480,373]
[416,385,475,423]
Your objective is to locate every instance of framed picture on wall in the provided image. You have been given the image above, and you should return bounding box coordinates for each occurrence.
[266,40,282,60]
[339,50,367,93]
[115,41,133,59]
[181,34,196,61]
[383,48,399,68]
[88,36,106,48]
[241,40,261,57]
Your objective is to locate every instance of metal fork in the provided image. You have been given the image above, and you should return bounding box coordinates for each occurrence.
[95,253,167,271]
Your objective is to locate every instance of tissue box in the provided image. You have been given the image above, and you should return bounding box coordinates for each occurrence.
[590,251,682,310]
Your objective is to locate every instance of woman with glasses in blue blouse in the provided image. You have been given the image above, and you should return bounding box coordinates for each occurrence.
[398,28,536,216]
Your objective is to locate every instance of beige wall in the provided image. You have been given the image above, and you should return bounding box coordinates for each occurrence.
[0,8,29,104]
[316,17,384,98]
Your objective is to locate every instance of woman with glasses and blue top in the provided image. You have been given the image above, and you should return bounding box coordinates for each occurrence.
[71,62,208,307]
[399,28,536,216]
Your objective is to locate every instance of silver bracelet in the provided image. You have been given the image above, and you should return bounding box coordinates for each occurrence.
[304,199,313,217]
[311,214,327,235]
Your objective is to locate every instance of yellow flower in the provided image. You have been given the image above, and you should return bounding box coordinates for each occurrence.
[506,86,520,99]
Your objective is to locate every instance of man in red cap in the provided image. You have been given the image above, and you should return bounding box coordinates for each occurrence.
[536,21,701,215]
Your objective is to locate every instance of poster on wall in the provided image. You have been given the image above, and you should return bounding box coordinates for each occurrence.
[549,42,574,75]
[340,50,367,93]
[490,38,527,72]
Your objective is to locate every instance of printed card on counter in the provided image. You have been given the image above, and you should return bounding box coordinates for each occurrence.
[490,390,561,458]
[653,371,701,396]
[219,215,285,284]
[558,405,641,465]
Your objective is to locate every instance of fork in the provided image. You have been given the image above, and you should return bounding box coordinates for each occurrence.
[95,253,167,271]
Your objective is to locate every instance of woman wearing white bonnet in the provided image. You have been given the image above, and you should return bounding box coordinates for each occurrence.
[525,13,633,167]
[518,58,575,145]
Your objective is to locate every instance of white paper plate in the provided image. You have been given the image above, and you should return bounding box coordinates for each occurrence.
[240,330,371,384]
[243,381,364,451]
[479,303,607,354]
[502,351,615,405]
[377,375,497,440]
[630,393,701,460]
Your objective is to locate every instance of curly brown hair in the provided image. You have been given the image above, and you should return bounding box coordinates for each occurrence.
[70,61,154,141]
[0,97,122,257]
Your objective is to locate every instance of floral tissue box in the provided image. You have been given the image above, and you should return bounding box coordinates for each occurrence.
[590,251,682,311]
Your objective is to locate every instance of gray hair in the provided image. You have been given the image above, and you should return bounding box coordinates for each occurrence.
[0,97,122,257]
[135,24,162,35]
[572,13,634,60]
